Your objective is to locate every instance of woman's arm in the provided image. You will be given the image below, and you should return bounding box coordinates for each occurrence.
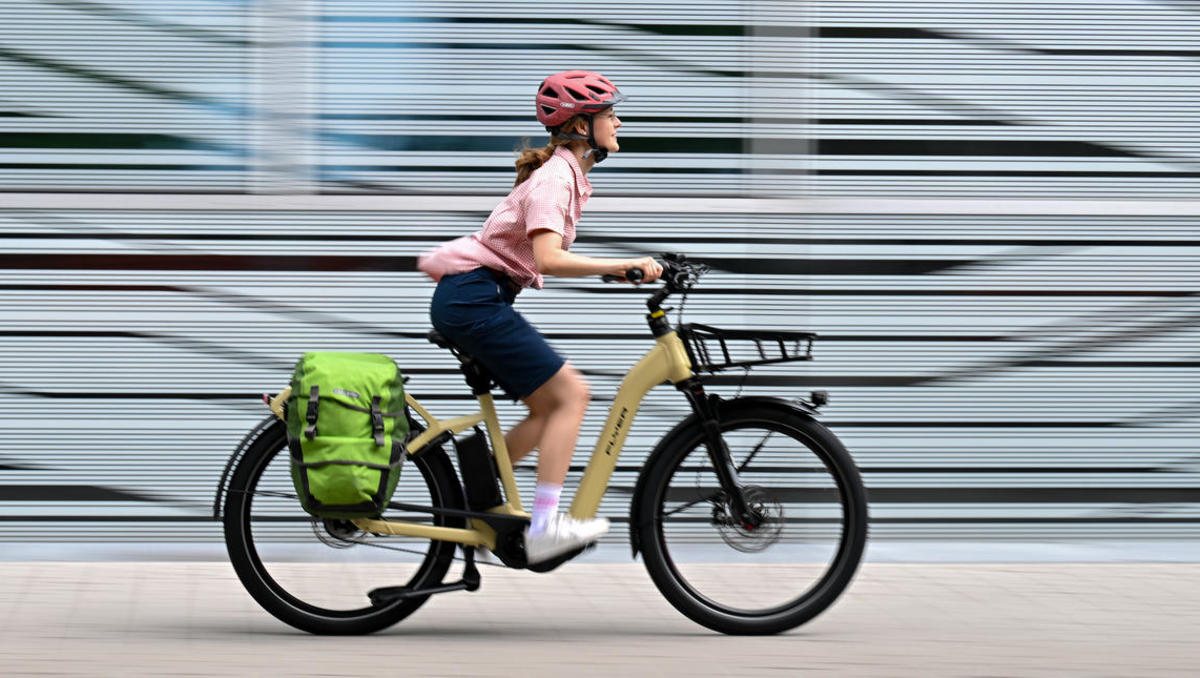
[531,230,662,281]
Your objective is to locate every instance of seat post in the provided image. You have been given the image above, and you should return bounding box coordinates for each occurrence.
[427,329,495,396]
[459,358,494,396]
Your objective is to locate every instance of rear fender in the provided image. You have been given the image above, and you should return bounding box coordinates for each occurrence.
[627,396,820,558]
[212,414,285,520]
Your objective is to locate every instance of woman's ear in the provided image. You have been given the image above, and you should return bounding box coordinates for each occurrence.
[571,117,590,137]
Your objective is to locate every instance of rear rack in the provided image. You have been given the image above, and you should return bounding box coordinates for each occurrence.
[677,323,816,373]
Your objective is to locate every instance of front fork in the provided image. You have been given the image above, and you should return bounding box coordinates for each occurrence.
[678,379,757,527]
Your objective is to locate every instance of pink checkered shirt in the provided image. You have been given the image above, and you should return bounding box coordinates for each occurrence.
[417,146,592,290]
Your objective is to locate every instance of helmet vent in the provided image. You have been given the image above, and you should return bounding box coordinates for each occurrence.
[539,104,556,116]
[540,86,557,97]
[585,84,607,97]
[564,85,588,101]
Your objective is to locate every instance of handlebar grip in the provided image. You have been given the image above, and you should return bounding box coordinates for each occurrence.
[601,267,645,284]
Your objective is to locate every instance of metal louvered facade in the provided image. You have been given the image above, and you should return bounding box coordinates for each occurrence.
[0,1,1197,546]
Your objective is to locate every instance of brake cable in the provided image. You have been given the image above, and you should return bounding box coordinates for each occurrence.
[674,262,706,328]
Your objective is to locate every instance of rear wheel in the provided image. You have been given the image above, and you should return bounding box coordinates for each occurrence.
[222,419,463,634]
[635,400,868,635]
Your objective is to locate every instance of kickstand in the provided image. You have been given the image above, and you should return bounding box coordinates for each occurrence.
[461,545,481,591]
[366,544,483,606]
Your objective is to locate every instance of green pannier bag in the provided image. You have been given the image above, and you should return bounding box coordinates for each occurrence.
[286,352,409,519]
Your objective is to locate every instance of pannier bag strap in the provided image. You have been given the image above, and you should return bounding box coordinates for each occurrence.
[294,458,402,471]
[370,395,385,447]
[312,398,404,419]
[305,385,320,440]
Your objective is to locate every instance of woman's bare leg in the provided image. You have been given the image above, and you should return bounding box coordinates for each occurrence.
[518,363,590,485]
[504,410,546,466]
[513,364,609,554]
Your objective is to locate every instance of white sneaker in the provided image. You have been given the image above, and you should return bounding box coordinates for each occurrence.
[474,546,498,565]
[524,513,610,564]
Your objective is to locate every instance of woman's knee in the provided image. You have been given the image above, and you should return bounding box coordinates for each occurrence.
[527,364,589,412]
[567,364,590,397]
[561,365,590,410]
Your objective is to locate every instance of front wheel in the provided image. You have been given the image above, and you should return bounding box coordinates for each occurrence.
[635,399,868,635]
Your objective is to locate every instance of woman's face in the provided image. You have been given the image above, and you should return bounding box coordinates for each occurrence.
[591,108,622,153]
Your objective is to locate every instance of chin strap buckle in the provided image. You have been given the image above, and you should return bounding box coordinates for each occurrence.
[583,147,608,163]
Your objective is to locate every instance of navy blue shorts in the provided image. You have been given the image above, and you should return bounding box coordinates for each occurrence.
[429,267,565,400]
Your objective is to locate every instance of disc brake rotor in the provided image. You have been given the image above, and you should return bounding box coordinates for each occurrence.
[712,486,784,553]
[311,517,364,549]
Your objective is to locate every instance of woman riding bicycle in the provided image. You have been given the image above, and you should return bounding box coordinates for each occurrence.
[417,70,663,563]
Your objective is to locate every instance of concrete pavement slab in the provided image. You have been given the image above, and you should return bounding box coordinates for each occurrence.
[0,561,1197,677]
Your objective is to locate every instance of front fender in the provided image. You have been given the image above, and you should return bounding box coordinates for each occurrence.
[627,396,821,558]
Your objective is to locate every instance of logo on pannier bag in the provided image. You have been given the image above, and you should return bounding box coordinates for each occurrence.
[333,388,361,399]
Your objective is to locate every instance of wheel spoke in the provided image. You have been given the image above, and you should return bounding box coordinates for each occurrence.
[231,487,300,501]
[662,492,721,518]
[736,430,774,473]
[660,430,777,519]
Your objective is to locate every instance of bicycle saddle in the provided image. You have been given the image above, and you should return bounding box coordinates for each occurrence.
[427,329,474,362]
[427,330,496,395]
[426,329,455,351]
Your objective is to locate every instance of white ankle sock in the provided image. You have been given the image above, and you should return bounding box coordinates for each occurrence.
[529,483,562,535]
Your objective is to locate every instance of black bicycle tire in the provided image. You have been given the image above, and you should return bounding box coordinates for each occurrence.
[635,400,868,635]
[222,419,463,635]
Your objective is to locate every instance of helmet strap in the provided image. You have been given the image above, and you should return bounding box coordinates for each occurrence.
[581,115,608,164]
[550,114,608,164]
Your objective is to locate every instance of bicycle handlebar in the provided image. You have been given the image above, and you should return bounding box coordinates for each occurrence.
[599,253,709,319]
[599,253,704,289]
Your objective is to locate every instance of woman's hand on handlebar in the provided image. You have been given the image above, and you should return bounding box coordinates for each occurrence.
[616,256,663,284]
[600,252,705,288]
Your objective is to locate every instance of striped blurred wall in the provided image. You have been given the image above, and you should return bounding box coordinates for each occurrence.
[0,1,1197,544]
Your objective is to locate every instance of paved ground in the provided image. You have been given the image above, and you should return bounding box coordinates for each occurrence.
[0,560,1198,677]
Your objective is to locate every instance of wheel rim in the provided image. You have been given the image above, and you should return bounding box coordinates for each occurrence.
[232,433,450,618]
[653,417,853,617]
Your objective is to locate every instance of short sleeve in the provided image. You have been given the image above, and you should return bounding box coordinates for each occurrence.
[523,172,573,239]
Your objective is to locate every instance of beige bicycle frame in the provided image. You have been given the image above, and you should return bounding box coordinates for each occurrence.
[345,328,694,550]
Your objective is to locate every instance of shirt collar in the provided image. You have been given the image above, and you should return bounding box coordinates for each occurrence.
[554,145,593,201]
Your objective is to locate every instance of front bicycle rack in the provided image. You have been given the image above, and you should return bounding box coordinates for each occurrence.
[677,323,816,373]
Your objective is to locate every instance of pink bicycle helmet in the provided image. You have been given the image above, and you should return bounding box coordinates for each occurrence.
[535,70,626,130]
